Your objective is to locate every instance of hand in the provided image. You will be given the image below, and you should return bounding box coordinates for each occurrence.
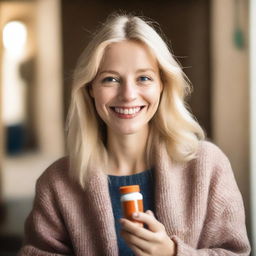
[120,210,176,256]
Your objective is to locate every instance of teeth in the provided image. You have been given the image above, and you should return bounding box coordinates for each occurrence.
[114,107,141,115]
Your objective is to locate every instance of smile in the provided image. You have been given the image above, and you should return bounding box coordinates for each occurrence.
[110,106,145,118]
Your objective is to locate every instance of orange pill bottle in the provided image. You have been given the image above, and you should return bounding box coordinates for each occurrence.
[120,185,144,226]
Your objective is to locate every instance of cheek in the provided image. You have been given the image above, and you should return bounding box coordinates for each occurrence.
[93,89,116,118]
[93,89,110,107]
[145,86,162,105]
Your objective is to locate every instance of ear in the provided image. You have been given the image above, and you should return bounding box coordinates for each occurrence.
[160,81,164,93]
[159,69,164,93]
[87,84,94,98]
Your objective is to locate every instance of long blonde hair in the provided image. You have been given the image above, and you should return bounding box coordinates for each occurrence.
[66,13,205,188]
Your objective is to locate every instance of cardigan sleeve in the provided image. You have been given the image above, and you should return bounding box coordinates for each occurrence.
[172,144,251,256]
[18,174,73,256]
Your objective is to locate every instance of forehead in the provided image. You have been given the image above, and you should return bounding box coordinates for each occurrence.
[98,40,158,71]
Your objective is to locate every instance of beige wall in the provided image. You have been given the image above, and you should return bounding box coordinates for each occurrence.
[0,0,64,158]
[0,0,64,200]
[0,0,37,205]
[249,0,256,253]
[211,0,250,236]
[35,0,64,157]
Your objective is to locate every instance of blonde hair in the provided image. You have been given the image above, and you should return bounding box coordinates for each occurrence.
[66,13,205,187]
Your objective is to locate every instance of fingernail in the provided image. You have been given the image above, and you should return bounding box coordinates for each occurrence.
[133,212,139,218]
[147,210,154,216]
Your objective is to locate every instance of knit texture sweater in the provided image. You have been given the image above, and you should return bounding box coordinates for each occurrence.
[18,141,251,256]
[108,169,154,255]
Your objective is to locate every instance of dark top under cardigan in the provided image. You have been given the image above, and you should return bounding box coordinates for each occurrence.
[108,169,155,255]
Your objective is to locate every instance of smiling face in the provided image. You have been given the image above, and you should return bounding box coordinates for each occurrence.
[90,40,163,136]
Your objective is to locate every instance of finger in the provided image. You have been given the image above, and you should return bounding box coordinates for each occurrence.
[121,229,151,253]
[120,218,155,241]
[144,210,155,230]
[132,212,165,232]
[145,210,155,217]
[129,244,147,256]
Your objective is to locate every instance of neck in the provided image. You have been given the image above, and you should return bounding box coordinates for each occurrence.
[106,127,149,175]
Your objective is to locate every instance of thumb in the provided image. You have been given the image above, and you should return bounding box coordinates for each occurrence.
[146,210,155,217]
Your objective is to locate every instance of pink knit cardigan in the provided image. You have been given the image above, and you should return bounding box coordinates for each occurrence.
[18,141,251,255]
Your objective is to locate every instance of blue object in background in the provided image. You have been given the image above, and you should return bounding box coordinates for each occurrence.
[6,124,26,155]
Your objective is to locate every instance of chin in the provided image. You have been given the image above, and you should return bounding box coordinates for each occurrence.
[113,125,146,136]
[116,129,139,135]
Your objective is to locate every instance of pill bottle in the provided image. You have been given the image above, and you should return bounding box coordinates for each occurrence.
[120,185,144,226]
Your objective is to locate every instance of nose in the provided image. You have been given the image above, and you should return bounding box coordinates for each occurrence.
[118,79,138,102]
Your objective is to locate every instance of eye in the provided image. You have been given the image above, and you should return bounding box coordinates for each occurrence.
[138,76,152,82]
[102,76,119,83]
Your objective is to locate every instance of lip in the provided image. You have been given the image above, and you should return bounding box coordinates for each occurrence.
[110,105,145,109]
[109,106,145,119]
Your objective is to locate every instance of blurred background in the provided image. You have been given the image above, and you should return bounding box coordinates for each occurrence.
[0,0,255,255]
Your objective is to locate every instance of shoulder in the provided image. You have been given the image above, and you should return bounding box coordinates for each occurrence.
[198,140,226,157]
[184,140,235,183]
[36,156,72,192]
[188,141,240,197]
[34,156,85,207]
[40,156,69,179]
[195,141,245,209]
[196,140,231,168]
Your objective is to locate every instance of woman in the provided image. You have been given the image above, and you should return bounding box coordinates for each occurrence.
[19,13,251,255]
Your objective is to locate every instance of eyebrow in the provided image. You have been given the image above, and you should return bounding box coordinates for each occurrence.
[98,70,119,76]
[98,68,157,76]
[136,68,157,74]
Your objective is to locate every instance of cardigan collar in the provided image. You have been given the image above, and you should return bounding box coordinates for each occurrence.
[84,142,180,255]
